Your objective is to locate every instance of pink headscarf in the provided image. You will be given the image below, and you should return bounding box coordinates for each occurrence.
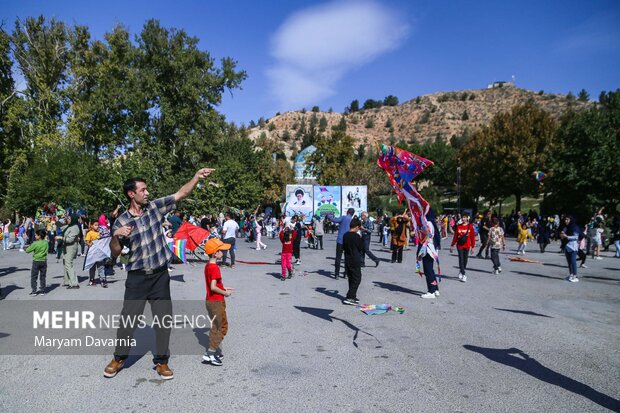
[98,214,108,228]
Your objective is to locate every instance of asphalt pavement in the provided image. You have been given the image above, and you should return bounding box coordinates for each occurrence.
[1,233,619,412]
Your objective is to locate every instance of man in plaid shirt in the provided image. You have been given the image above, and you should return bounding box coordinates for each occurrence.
[104,168,214,380]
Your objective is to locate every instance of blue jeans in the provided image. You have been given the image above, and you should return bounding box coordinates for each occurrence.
[615,240,620,257]
[2,232,9,249]
[565,250,577,276]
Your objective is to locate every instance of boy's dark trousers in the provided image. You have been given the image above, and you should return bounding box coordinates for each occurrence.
[315,235,323,250]
[391,245,403,263]
[490,248,501,270]
[334,243,344,277]
[422,254,438,294]
[114,268,172,365]
[477,232,489,257]
[31,261,47,291]
[458,248,470,275]
[345,262,362,299]
[293,240,301,260]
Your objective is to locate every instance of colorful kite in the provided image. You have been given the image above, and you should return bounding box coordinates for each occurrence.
[377,144,440,275]
[280,202,288,216]
[167,239,188,263]
[533,171,546,188]
[358,304,406,315]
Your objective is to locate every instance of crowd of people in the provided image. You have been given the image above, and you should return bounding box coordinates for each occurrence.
[1,173,619,381]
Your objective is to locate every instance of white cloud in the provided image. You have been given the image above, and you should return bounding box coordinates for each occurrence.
[267,0,410,111]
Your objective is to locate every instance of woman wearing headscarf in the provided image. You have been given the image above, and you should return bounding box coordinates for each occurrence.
[62,214,81,289]
[560,215,581,283]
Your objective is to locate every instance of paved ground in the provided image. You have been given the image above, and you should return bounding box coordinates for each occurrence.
[1,233,619,412]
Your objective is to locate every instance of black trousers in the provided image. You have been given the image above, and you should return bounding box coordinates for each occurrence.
[345,262,362,299]
[221,237,236,265]
[578,249,587,265]
[362,236,379,265]
[31,261,47,291]
[490,248,501,270]
[457,248,470,275]
[391,245,403,263]
[422,254,438,293]
[477,232,489,257]
[114,268,172,365]
[293,240,301,260]
[334,243,344,277]
[315,235,323,250]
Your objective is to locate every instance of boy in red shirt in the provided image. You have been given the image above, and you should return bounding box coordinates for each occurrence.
[203,238,234,366]
[450,212,476,282]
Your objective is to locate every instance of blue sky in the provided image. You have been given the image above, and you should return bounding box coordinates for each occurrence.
[2,0,619,125]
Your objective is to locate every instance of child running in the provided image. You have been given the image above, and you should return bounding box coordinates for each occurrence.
[279,226,297,281]
[488,218,506,275]
[25,229,49,296]
[202,238,234,366]
[85,221,108,287]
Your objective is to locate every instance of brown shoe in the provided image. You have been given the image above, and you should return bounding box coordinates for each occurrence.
[155,363,174,380]
[103,358,124,378]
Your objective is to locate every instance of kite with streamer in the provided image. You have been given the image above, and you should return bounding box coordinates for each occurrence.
[377,144,440,275]
[358,304,406,315]
[167,239,188,263]
[533,171,546,188]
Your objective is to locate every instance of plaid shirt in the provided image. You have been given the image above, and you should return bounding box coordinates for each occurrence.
[112,196,176,271]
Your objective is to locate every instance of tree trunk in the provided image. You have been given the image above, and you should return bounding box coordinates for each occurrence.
[515,192,522,213]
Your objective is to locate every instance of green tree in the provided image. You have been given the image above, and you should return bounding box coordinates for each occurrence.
[318,115,328,132]
[383,95,399,106]
[577,89,589,102]
[544,90,620,219]
[348,99,359,113]
[462,110,469,121]
[365,118,375,128]
[311,105,320,112]
[459,103,557,211]
[305,130,355,184]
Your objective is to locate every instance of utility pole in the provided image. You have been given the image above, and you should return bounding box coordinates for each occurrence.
[457,166,461,216]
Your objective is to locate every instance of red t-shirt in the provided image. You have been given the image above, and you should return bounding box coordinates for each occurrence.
[204,263,225,301]
[451,223,476,250]
[279,230,297,254]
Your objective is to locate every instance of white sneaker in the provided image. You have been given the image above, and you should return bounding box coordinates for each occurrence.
[421,292,436,299]
[434,291,440,297]
[256,248,261,251]
[569,276,579,283]
[19,249,24,252]
[595,256,602,260]
[262,245,267,250]
[494,269,499,275]
[498,267,502,273]
[458,273,463,280]
[579,264,587,268]
[461,275,467,283]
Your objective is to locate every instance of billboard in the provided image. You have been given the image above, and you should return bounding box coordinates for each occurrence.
[341,186,367,217]
[313,186,341,218]
[284,185,313,223]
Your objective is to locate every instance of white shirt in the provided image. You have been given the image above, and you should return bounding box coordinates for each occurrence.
[222,219,239,239]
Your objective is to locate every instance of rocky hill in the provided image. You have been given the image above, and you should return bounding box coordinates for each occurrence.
[247,85,590,159]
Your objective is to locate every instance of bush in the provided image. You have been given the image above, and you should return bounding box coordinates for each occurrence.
[365,118,375,128]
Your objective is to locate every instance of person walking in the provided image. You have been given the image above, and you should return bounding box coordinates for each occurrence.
[327,208,355,279]
[279,226,297,281]
[450,212,476,282]
[103,167,214,380]
[255,216,267,251]
[342,218,364,305]
[2,219,11,250]
[390,213,409,264]
[420,208,441,299]
[220,212,239,268]
[560,216,581,283]
[476,210,492,259]
[25,229,49,296]
[360,212,380,267]
[202,238,233,366]
[488,218,506,275]
[312,215,324,250]
[61,214,81,289]
[292,216,304,265]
